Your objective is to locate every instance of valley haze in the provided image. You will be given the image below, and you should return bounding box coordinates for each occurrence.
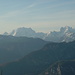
[0,0,75,75]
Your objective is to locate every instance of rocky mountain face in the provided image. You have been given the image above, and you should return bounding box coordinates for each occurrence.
[39,60,75,75]
[3,26,75,42]
[1,41,75,75]
[45,26,75,42]
[3,27,46,39]
[0,35,47,64]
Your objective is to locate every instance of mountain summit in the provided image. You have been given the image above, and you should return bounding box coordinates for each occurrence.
[11,27,36,37]
[3,26,75,42]
[5,27,46,39]
[45,26,75,42]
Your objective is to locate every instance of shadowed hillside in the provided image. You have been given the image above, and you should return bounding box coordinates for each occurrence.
[39,60,75,75]
[0,41,75,75]
[0,35,47,64]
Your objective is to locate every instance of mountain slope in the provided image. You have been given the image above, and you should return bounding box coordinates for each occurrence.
[0,35,47,64]
[39,60,75,75]
[1,41,75,75]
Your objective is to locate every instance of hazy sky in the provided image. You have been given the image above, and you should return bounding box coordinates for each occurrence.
[0,0,75,33]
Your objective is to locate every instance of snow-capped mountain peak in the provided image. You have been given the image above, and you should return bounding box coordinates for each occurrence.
[60,26,73,33]
[3,26,75,42]
[45,26,75,42]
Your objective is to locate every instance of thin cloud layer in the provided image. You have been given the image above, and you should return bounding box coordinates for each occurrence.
[0,0,75,33]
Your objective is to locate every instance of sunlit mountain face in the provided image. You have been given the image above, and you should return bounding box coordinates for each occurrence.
[3,26,75,42]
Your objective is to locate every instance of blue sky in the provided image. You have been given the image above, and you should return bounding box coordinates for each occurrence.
[0,0,75,33]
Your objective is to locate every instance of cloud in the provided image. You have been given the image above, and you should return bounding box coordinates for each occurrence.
[0,3,38,19]
[0,11,19,19]
[26,0,58,9]
[46,0,75,9]
[0,9,30,19]
[27,3,37,8]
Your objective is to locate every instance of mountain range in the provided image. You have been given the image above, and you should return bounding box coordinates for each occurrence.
[0,35,47,64]
[1,26,75,75]
[3,27,46,39]
[3,26,75,42]
[1,41,75,75]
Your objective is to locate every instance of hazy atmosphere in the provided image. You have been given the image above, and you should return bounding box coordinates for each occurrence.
[0,0,75,33]
[0,1,75,75]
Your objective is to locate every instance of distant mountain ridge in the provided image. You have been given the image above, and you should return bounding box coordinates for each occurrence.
[3,26,75,42]
[3,27,46,39]
[45,26,75,42]
[0,35,47,64]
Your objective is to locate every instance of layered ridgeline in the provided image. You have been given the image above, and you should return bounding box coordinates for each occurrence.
[0,41,75,75]
[0,35,47,64]
[39,60,75,75]
[3,26,75,42]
